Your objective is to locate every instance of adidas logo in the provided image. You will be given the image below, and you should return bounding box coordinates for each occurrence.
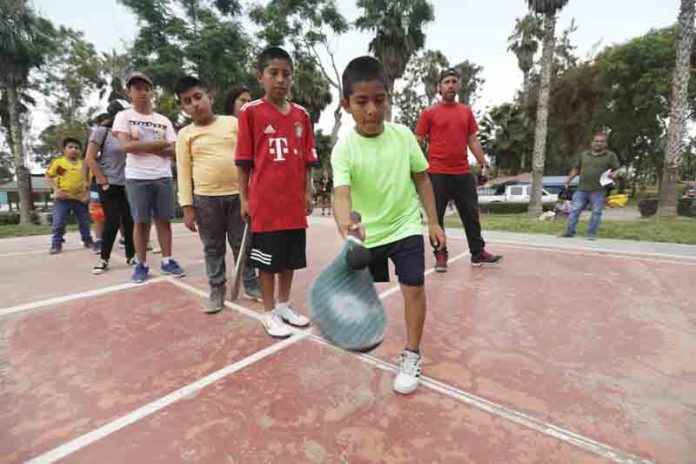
[264,125,276,134]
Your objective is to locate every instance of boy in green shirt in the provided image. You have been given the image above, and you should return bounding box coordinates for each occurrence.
[331,56,446,395]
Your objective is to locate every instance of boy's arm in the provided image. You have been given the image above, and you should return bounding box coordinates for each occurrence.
[175,131,196,232]
[466,134,488,176]
[114,132,171,155]
[85,139,108,187]
[332,185,365,240]
[305,167,314,215]
[237,166,251,221]
[412,171,446,250]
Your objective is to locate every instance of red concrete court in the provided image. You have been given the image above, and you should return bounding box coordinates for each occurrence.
[1,219,694,463]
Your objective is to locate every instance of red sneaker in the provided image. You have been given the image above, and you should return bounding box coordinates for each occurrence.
[471,250,503,267]
[434,249,448,272]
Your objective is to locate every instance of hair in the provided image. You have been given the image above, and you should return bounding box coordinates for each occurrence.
[439,68,461,83]
[174,75,205,101]
[62,137,82,149]
[341,56,388,100]
[224,85,251,115]
[256,46,293,72]
[593,131,608,139]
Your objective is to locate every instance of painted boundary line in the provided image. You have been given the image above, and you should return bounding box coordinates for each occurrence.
[0,277,167,318]
[446,234,696,264]
[25,331,309,464]
[170,254,652,463]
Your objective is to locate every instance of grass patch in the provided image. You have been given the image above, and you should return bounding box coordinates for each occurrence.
[446,214,696,245]
[0,224,77,239]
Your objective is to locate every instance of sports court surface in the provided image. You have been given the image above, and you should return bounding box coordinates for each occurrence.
[1,217,695,463]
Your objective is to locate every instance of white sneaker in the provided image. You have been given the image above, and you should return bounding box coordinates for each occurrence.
[393,350,422,395]
[275,303,310,327]
[262,312,292,338]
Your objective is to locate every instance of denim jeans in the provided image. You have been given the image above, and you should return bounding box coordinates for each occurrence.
[52,199,92,245]
[565,189,606,236]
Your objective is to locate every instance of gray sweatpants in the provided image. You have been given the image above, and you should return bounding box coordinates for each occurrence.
[193,194,257,290]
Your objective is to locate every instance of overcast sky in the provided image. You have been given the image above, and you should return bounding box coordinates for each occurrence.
[29,0,681,140]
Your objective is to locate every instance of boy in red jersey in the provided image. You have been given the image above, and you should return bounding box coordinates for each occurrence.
[235,47,318,338]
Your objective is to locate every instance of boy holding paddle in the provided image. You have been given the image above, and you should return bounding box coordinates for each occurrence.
[331,56,446,395]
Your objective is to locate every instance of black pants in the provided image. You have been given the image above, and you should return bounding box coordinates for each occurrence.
[429,173,485,255]
[99,184,135,261]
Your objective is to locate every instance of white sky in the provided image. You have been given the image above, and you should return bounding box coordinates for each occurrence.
[26,0,681,154]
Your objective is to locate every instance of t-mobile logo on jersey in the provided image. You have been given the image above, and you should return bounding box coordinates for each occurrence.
[268,137,289,161]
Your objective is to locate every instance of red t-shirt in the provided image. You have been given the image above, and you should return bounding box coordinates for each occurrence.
[415,102,479,174]
[235,99,318,232]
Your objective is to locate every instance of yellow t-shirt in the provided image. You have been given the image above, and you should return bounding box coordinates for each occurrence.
[176,115,240,206]
[46,156,85,197]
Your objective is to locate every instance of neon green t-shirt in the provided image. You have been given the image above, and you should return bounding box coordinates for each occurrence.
[331,122,429,248]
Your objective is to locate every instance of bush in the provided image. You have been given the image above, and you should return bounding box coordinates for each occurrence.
[639,198,658,217]
[479,202,556,214]
[678,197,696,217]
[0,212,20,225]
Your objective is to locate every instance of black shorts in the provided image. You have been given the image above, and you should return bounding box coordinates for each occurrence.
[249,229,306,273]
[368,235,425,287]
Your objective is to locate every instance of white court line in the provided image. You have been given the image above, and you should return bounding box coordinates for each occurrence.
[0,246,88,259]
[25,331,309,464]
[446,234,696,264]
[0,277,167,318]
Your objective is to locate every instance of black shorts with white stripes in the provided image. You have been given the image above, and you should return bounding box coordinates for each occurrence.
[249,229,307,273]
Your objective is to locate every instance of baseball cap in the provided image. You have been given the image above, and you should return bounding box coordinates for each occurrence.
[439,68,460,82]
[125,71,153,88]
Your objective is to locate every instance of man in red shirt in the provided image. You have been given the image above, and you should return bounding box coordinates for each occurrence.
[236,46,319,338]
[415,68,502,271]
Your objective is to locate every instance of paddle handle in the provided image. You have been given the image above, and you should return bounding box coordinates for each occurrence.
[347,212,362,240]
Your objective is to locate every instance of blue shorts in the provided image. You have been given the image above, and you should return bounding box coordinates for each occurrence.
[125,177,175,224]
[368,235,425,287]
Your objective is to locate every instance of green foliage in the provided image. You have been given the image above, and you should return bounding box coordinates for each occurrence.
[479,103,529,175]
[452,60,484,105]
[356,0,434,95]
[291,57,333,123]
[313,130,332,180]
[527,0,570,15]
[508,14,544,77]
[478,202,556,214]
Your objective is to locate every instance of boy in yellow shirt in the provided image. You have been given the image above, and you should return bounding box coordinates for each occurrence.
[175,76,262,313]
[46,137,94,254]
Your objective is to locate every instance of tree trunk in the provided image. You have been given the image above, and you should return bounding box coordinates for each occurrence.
[7,84,33,224]
[658,0,695,216]
[528,12,556,216]
[330,103,342,147]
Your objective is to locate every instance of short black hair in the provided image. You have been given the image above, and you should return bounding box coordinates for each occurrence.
[174,75,205,101]
[224,85,250,115]
[341,56,388,100]
[256,46,293,72]
[62,137,82,148]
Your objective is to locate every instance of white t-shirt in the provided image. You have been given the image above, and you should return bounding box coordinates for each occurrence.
[112,108,177,180]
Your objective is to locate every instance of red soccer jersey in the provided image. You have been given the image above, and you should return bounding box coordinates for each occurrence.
[415,102,479,174]
[235,99,318,232]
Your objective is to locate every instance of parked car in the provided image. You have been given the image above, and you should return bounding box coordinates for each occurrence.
[478,184,558,204]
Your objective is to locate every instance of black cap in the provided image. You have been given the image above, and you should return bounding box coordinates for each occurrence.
[439,68,460,82]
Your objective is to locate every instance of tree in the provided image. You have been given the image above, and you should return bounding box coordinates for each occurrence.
[356,0,434,120]
[452,60,485,105]
[526,0,569,216]
[508,13,544,109]
[249,0,347,133]
[658,0,695,216]
[478,103,529,175]
[0,0,56,223]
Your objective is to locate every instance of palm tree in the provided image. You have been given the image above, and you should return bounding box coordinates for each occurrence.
[658,0,695,216]
[526,0,569,217]
[356,0,434,120]
[0,0,56,224]
[508,13,544,110]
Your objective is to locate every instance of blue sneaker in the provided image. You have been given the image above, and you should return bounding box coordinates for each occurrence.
[161,259,185,277]
[91,239,102,255]
[132,263,149,283]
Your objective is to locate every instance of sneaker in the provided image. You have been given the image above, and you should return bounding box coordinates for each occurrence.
[434,249,448,273]
[132,263,149,283]
[205,286,225,314]
[161,259,185,277]
[471,250,503,267]
[275,303,310,327]
[558,232,574,238]
[83,239,94,249]
[587,234,597,241]
[91,240,102,255]
[92,259,109,275]
[49,244,62,255]
[243,284,263,302]
[262,311,292,338]
[126,256,137,266]
[393,350,422,395]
